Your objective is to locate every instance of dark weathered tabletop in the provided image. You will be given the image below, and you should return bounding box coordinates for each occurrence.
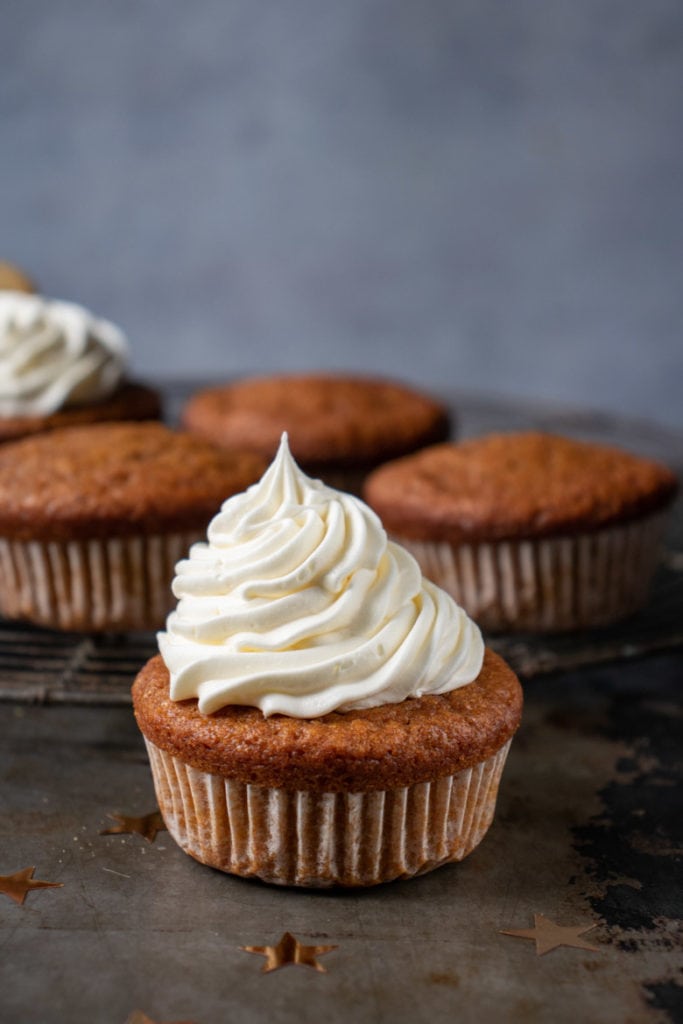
[1,390,681,1024]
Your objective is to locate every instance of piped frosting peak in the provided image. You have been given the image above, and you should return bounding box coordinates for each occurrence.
[159,435,484,718]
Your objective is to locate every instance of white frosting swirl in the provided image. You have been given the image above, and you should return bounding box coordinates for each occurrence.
[159,435,484,718]
[0,291,127,416]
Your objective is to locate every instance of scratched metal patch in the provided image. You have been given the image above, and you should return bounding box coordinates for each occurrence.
[565,658,683,1020]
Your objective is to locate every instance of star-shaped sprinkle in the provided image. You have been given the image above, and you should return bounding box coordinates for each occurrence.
[500,913,600,956]
[242,931,338,973]
[0,866,63,906]
[100,811,166,843]
[125,1012,196,1024]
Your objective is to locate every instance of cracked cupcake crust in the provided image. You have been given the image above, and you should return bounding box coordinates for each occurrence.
[132,649,523,793]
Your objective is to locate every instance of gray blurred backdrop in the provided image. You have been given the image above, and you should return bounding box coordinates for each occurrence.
[3,1,682,429]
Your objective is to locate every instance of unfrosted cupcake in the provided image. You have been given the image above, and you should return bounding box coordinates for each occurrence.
[0,291,161,442]
[0,422,266,631]
[132,435,522,887]
[181,373,451,492]
[363,432,679,632]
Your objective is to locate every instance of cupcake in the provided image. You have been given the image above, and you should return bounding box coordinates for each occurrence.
[363,432,679,633]
[0,261,36,294]
[0,422,266,631]
[181,373,451,492]
[0,291,161,442]
[132,435,522,887]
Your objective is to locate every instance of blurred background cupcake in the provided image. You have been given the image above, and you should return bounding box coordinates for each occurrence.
[0,261,36,295]
[182,372,451,491]
[0,286,161,442]
[363,432,678,632]
[0,422,266,631]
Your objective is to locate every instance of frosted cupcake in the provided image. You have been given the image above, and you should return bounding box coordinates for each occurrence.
[133,436,522,887]
[0,291,160,441]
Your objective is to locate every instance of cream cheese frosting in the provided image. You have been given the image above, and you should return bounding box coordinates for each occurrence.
[159,434,484,718]
[0,291,127,416]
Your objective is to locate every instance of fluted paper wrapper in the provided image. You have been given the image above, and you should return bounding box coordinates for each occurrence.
[144,738,512,887]
[0,532,200,631]
[398,513,667,632]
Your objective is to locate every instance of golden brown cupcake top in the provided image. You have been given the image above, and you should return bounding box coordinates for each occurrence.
[0,421,267,541]
[0,380,162,443]
[0,262,36,294]
[363,432,679,542]
[132,649,522,792]
[181,374,450,469]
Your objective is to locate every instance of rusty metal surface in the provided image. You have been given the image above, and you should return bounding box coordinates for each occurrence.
[1,652,681,1023]
[0,390,681,1022]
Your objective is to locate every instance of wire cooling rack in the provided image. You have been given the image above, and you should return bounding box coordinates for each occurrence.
[0,550,680,705]
[1,388,681,703]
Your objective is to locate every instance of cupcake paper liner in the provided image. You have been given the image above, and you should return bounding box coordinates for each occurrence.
[0,532,200,631]
[397,512,668,632]
[143,737,512,887]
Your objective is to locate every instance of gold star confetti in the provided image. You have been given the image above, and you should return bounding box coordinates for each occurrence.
[500,913,600,956]
[125,1012,197,1024]
[0,866,63,906]
[100,810,167,843]
[242,931,338,973]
